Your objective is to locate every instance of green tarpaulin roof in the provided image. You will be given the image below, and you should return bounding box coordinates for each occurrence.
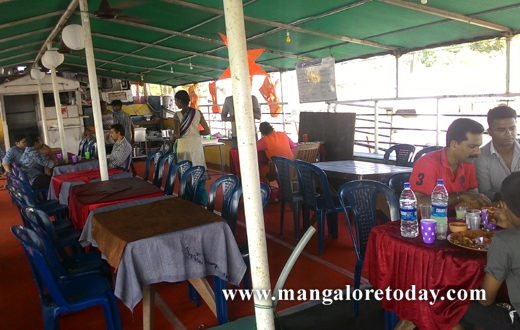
[0,0,518,86]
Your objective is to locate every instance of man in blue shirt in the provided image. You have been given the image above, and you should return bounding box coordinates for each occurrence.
[20,134,58,189]
[2,134,26,174]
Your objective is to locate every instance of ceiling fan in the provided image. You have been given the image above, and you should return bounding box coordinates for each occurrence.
[93,0,147,23]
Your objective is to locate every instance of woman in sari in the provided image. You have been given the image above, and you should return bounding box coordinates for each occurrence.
[170,90,211,204]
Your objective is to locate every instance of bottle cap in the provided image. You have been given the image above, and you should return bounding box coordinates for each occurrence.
[437,179,444,185]
[404,182,410,188]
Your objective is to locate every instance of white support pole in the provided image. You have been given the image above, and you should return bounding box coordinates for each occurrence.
[50,66,68,163]
[222,1,275,330]
[79,0,108,181]
[505,36,511,94]
[36,79,49,145]
[374,100,379,154]
[436,99,441,146]
[395,55,399,98]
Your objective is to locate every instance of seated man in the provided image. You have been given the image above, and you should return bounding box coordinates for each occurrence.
[2,133,26,174]
[20,134,58,189]
[474,105,520,201]
[453,171,520,330]
[107,124,132,170]
[256,122,297,179]
[410,118,491,208]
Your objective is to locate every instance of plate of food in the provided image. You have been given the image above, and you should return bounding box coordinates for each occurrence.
[448,230,495,252]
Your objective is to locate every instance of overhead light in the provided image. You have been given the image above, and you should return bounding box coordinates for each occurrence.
[30,66,45,80]
[61,24,85,50]
[189,59,193,70]
[41,49,64,69]
[286,30,291,43]
[17,65,26,72]
[421,0,427,4]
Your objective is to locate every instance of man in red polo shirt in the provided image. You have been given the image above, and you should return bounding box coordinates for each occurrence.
[411,118,491,208]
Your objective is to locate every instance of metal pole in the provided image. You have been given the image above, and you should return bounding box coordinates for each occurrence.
[374,100,379,154]
[50,66,68,162]
[79,0,108,181]
[222,1,275,330]
[506,36,511,94]
[395,54,399,98]
[280,73,285,134]
[436,98,440,146]
[36,79,49,145]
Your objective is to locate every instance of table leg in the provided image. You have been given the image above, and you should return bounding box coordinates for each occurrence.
[143,284,155,330]
[188,277,217,316]
[218,145,225,174]
[155,292,188,330]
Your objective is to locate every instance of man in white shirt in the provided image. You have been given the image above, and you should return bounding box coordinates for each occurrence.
[474,106,520,201]
[108,124,132,170]
[221,95,261,148]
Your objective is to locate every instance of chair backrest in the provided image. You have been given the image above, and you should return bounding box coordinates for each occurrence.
[6,174,39,206]
[294,160,336,211]
[22,206,68,259]
[272,156,300,201]
[338,180,399,261]
[154,152,177,188]
[164,160,192,196]
[11,162,21,178]
[386,172,412,198]
[293,142,320,163]
[11,225,68,307]
[207,174,239,220]
[178,166,206,203]
[383,144,415,166]
[227,183,271,234]
[123,154,132,172]
[78,139,88,157]
[86,141,98,159]
[142,151,163,182]
[413,145,443,163]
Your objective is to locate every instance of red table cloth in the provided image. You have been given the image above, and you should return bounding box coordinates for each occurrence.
[364,221,487,330]
[51,168,123,199]
[68,177,164,229]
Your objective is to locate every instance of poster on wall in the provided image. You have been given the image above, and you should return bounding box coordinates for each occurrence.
[295,55,337,103]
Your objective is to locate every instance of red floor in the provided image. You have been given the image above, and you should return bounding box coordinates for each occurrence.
[0,160,361,329]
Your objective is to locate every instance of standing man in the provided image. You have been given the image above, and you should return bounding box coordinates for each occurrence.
[2,134,26,174]
[20,134,58,189]
[107,124,132,170]
[221,95,261,148]
[410,118,491,208]
[111,99,136,175]
[474,106,519,201]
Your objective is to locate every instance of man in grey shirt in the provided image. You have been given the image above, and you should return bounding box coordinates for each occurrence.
[111,99,136,175]
[455,171,520,330]
[474,106,520,201]
[221,95,261,148]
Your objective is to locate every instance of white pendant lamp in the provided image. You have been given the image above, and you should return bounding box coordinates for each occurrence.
[41,49,64,69]
[30,67,45,80]
[62,24,85,50]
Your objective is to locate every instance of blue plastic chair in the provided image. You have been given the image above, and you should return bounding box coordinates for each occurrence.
[178,165,206,203]
[78,139,88,157]
[86,140,98,159]
[11,165,49,200]
[337,180,399,318]
[164,160,192,196]
[272,156,304,241]
[23,206,83,255]
[386,172,412,198]
[413,145,443,163]
[11,225,121,330]
[207,174,239,221]
[142,151,163,183]
[154,152,177,188]
[383,144,415,167]
[123,154,132,172]
[20,215,111,281]
[294,160,347,255]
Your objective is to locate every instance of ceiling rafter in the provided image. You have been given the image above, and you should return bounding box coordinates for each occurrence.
[0,27,53,45]
[66,53,215,81]
[33,0,79,67]
[0,50,39,64]
[379,0,513,33]
[162,0,397,51]
[92,47,220,78]
[0,11,64,30]
[0,40,44,55]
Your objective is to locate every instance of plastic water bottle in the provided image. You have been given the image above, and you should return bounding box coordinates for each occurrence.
[431,179,448,226]
[400,182,418,238]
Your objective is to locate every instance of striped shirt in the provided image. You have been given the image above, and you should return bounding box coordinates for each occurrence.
[108,137,132,169]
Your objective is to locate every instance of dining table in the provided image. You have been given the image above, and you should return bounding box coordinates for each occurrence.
[52,159,99,176]
[314,160,412,181]
[364,221,487,330]
[68,177,164,229]
[81,196,246,329]
[48,168,133,205]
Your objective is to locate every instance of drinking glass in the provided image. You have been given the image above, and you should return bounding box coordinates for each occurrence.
[419,203,431,220]
[455,205,466,220]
